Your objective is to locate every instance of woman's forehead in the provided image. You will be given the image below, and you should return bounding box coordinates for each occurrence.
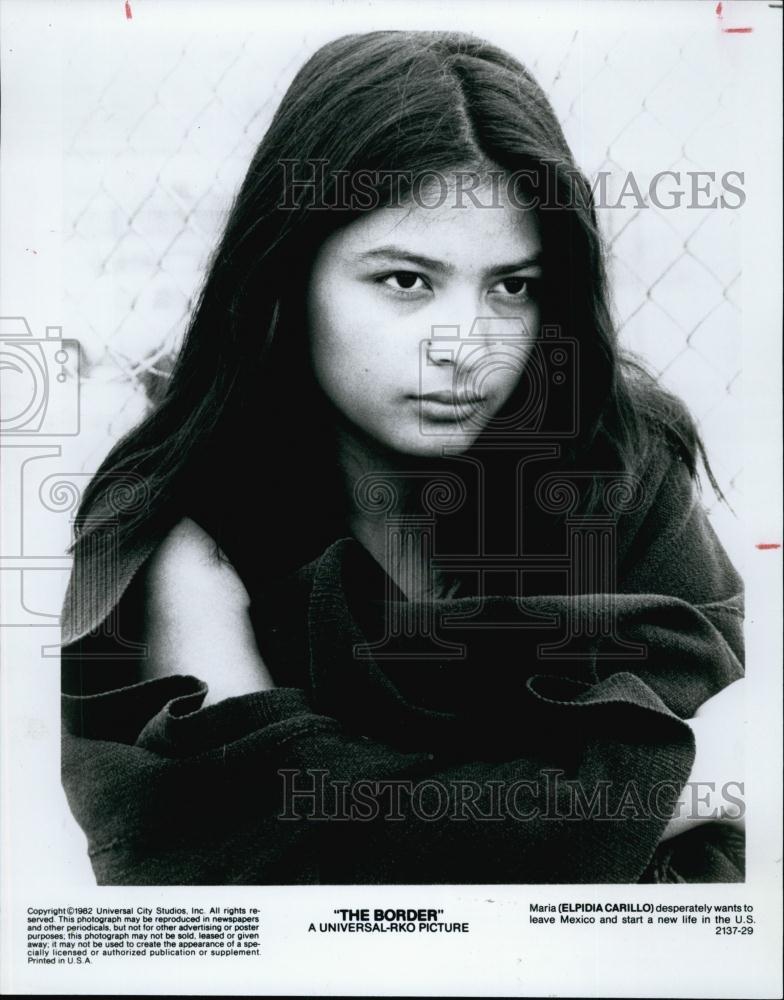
[319,180,542,273]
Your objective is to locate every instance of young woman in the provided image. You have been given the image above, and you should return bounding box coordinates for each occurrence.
[60,30,745,885]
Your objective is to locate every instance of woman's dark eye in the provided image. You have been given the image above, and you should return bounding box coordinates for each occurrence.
[494,276,532,296]
[382,271,428,292]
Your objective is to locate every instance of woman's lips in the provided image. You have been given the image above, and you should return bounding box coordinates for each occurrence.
[417,390,484,404]
[410,391,487,422]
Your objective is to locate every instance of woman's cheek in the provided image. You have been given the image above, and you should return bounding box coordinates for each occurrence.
[491,313,538,401]
[311,325,393,422]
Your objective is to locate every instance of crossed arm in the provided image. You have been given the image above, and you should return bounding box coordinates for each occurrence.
[138,516,746,842]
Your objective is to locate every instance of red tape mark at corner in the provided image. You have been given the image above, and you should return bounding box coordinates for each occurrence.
[755,543,781,550]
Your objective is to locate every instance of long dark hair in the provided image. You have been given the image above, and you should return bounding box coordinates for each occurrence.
[72,30,715,585]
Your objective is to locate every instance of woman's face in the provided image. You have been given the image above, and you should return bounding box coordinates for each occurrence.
[306,176,542,459]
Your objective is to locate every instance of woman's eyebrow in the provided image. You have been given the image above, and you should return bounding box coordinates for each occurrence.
[354,246,543,275]
[354,247,452,273]
[485,255,543,276]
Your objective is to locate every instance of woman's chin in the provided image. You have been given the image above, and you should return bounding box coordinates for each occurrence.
[386,428,481,459]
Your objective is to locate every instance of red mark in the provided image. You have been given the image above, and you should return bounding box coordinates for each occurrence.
[715,1,723,15]
[755,543,781,550]
[722,26,753,32]
[125,1,132,18]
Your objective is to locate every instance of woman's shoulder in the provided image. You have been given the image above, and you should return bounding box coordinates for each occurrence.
[625,381,704,524]
[623,365,703,474]
[61,512,245,651]
[142,516,250,614]
[144,516,235,579]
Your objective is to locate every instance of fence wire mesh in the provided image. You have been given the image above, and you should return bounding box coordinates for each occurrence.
[60,20,743,529]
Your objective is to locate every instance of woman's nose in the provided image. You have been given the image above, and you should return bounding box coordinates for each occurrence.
[420,293,487,367]
[425,317,534,371]
[420,291,536,381]
[425,342,453,366]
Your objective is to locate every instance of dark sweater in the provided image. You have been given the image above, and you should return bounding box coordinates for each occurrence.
[60,436,744,884]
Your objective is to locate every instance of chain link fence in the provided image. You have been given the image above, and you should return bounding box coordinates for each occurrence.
[60,17,743,545]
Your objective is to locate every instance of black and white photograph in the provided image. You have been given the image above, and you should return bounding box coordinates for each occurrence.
[1,0,781,995]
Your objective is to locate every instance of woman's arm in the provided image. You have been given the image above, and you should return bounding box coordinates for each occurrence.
[138,517,276,706]
[60,442,743,883]
[659,677,746,841]
[62,669,695,885]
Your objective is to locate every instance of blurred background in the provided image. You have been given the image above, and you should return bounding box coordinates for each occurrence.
[58,3,746,557]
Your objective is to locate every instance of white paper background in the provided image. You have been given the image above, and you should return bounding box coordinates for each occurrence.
[1,0,781,995]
